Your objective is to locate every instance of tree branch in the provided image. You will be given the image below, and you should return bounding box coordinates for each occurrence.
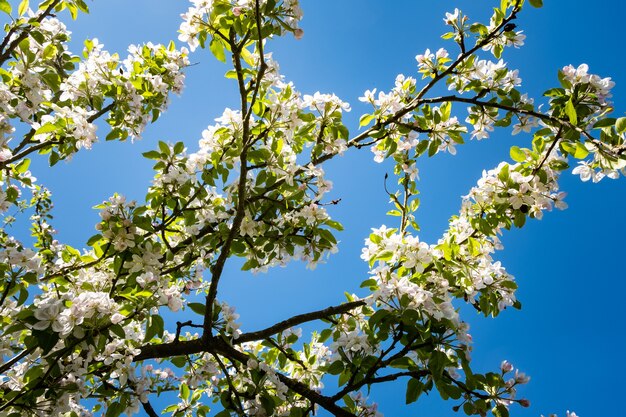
[0,347,35,375]
[421,95,624,158]
[202,30,253,338]
[141,400,160,417]
[134,339,205,362]
[236,300,366,344]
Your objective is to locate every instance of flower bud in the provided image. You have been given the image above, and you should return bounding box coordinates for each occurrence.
[500,360,514,373]
[294,28,304,40]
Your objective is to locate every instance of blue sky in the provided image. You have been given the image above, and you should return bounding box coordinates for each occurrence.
[22,1,626,416]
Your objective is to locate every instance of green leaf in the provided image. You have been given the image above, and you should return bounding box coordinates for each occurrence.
[180,382,190,400]
[359,113,375,127]
[188,302,206,315]
[405,378,423,404]
[87,234,102,246]
[543,87,565,98]
[616,117,626,134]
[548,159,569,171]
[463,402,476,414]
[144,315,164,342]
[529,0,543,7]
[319,328,332,343]
[35,123,59,135]
[338,369,350,386]
[560,141,587,158]
[142,150,162,160]
[390,356,415,370]
[360,278,377,288]
[573,142,589,159]
[171,356,187,368]
[325,219,344,231]
[326,360,344,375]
[509,146,526,162]
[14,158,30,174]
[210,38,226,63]
[0,0,11,14]
[105,402,124,417]
[18,0,28,16]
[564,98,577,124]
[493,404,510,417]
[31,330,59,355]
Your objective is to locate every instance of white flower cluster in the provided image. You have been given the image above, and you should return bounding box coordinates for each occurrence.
[572,159,622,183]
[0,16,71,162]
[361,227,462,330]
[561,63,614,108]
[440,157,567,311]
[219,301,242,339]
[57,40,188,141]
[0,237,44,275]
[180,0,303,52]
[97,195,138,251]
[466,93,537,140]
[329,304,379,361]
[302,91,351,114]
[557,64,624,184]
[483,29,526,55]
[193,65,343,271]
[1,15,66,120]
[416,47,450,77]
[359,74,416,118]
[449,58,521,94]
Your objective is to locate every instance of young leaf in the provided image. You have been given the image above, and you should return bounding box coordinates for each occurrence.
[18,0,28,16]
[0,0,11,14]
[509,146,526,162]
[565,98,577,124]
[210,38,226,63]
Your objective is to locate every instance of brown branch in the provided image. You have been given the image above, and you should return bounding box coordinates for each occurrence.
[133,338,205,362]
[0,347,35,375]
[202,31,252,338]
[533,126,563,175]
[141,400,160,417]
[213,353,246,415]
[367,370,429,385]
[443,370,491,400]
[236,300,366,344]
[421,95,624,158]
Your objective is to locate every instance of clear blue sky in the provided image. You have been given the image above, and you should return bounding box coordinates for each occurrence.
[24,1,626,416]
